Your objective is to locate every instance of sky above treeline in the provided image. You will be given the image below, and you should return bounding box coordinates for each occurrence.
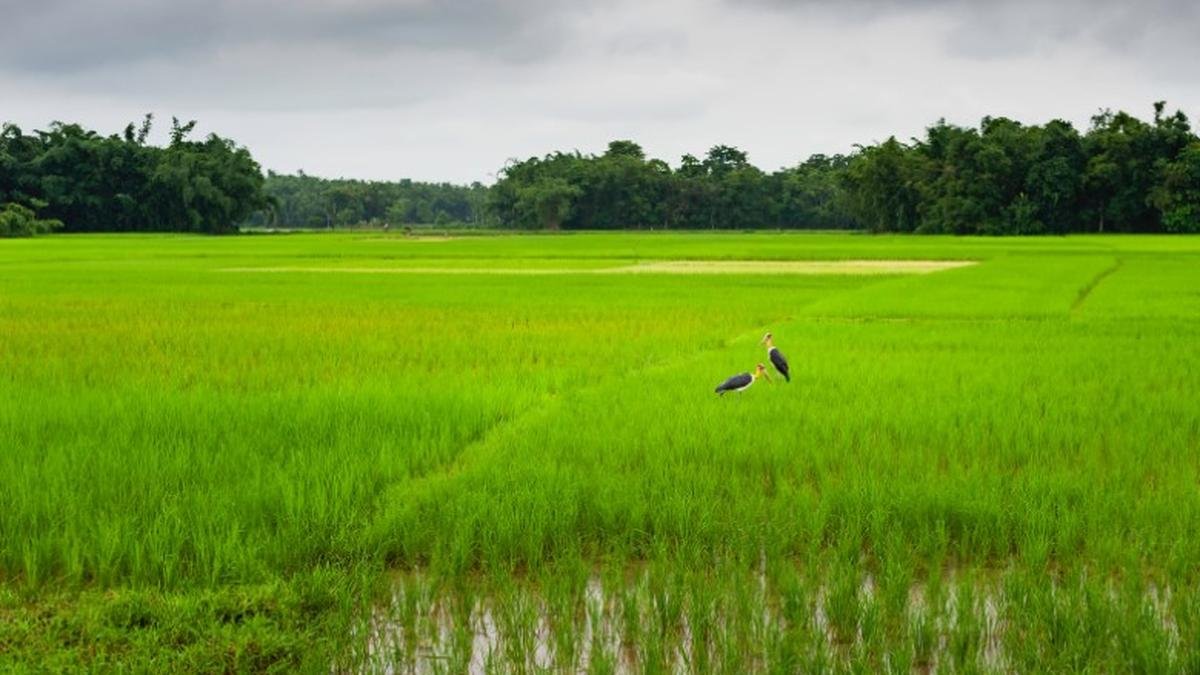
[4,0,1198,184]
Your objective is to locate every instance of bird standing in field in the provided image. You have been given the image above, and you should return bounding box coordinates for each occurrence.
[761,332,790,382]
[715,363,770,395]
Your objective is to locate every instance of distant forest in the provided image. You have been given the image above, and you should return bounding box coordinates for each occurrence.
[2,102,1199,236]
[251,173,489,229]
[490,102,1200,234]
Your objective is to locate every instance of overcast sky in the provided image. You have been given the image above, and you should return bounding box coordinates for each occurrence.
[3,0,1197,183]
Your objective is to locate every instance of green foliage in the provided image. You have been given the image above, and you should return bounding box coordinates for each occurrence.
[0,201,62,237]
[488,142,855,230]
[1152,142,1200,233]
[9,102,1197,236]
[840,102,1199,234]
[772,154,857,231]
[841,136,923,232]
[0,116,267,234]
[253,172,488,229]
[487,102,1198,234]
[1082,102,1194,232]
[149,131,269,234]
[516,176,580,230]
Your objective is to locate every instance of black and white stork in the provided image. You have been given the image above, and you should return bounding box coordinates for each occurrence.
[714,363,770,395]
[761,332,790,382]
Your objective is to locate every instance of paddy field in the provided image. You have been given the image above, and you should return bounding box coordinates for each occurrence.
[1,232,1198,672]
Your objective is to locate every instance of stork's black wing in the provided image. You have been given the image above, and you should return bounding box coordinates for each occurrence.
[715,372,752,395]
[769,347,790,382]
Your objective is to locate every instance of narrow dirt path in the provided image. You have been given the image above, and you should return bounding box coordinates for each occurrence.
[1071,258,1122,312]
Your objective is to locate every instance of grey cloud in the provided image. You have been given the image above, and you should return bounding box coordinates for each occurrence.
[2,1,221,72]
[3,0,1197,183]
[1,0,590,74]
[938,1,1199,63]
[0,0,611,112]
[735,0,1200,66]
[602,29,690,58]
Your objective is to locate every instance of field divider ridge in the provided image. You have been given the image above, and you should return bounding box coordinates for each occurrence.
[1070,257,1123,313]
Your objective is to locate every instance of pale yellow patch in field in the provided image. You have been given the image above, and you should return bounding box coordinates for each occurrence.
[221,259,975,276]
[375,236,455,242]
[221,260,975,276]
[611,260,976,275]
[222,266,594,275]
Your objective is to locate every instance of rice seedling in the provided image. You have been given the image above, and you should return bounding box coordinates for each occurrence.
[1,232,1198,671]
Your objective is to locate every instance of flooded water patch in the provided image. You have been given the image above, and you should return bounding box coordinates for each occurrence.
[344,566,1181,674]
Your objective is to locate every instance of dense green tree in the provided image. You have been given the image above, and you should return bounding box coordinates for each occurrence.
[604,140,645,160]
[487,142,851,231]
[255,172,487,229]
[288,102,1200,235]
[770,154,856,229]
[147,126,268,233]
[9,102,1194,236]
[702,145,750,177]
[518,177,580,230]
[1024,120,1086,234]
[1151,142,1200,233]
[490,149,661,230]
[841,137,923,232]
[0,117,267,233]
[1081,102,1193,232]
[0,202,62,237]
[835,102,1197,234]
[912,117,1044,234]
[1082,110,1156,232]
[573,148,671,229]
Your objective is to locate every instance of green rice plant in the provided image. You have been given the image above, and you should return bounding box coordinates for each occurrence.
[2,232,1199,669]
[825,563,861,649]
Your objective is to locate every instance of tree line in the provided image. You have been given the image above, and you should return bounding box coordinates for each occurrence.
[250,172,489,229]
[843,102,1200,234]
[491,102,1200,233]
[1,115,267,235]
[487,141,854,231]
[3,102,1198,236]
